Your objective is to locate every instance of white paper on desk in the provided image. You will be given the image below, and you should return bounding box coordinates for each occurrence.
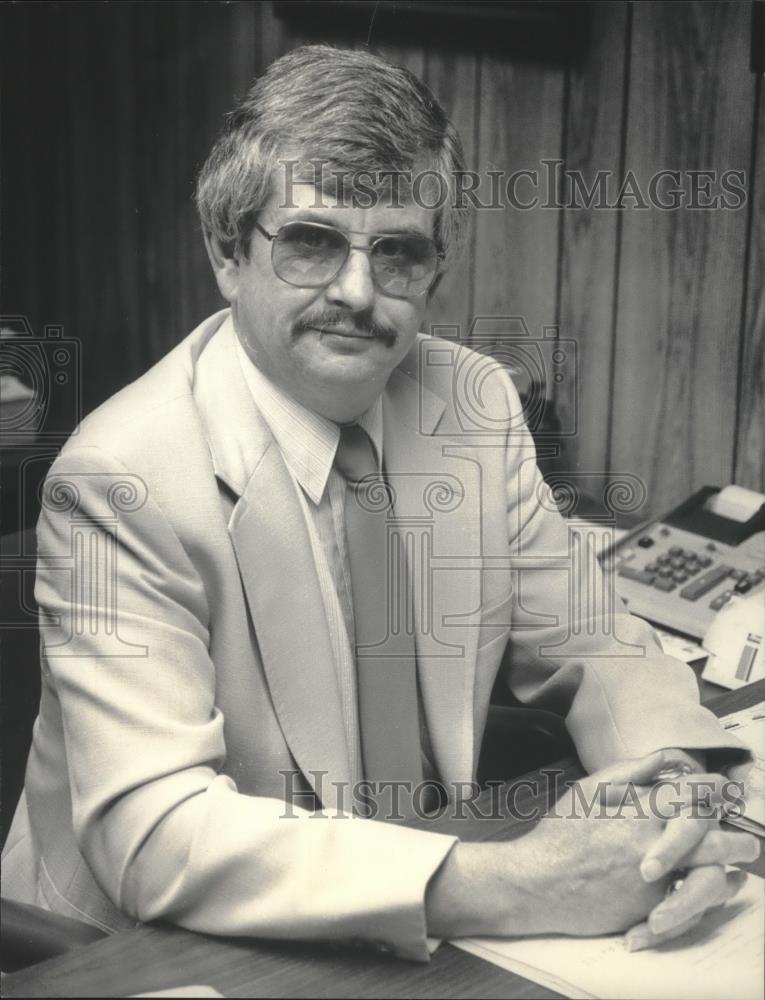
[702,594,765,689]
[721,704,765,835]
[453,873,764,1000]
[655,629,706,664]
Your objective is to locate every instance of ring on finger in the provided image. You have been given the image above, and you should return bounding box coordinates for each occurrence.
[655,762,694,782]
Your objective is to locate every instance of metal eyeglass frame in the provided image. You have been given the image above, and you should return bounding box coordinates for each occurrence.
[252,219,444,298]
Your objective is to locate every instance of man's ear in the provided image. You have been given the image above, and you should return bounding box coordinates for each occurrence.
[203,230,240,302]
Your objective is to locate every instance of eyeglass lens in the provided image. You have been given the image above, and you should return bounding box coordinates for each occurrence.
[271,222,438,297]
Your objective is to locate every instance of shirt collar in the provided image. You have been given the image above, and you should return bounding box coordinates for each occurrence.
[233,323,383,505]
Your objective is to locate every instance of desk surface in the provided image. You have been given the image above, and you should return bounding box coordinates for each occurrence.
[5,680,764,1000]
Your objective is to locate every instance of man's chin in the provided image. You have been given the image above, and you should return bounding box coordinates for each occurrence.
[303,342,401,386]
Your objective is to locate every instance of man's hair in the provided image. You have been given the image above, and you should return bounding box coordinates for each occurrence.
[195,44,470,268]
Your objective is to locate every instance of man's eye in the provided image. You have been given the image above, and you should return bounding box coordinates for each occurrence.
[294,227,327,248]
[376,238,408,260]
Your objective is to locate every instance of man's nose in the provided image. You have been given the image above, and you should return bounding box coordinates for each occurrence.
[324,247,376,312]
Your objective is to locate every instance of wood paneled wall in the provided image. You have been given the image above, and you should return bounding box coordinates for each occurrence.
[3,1,762,517]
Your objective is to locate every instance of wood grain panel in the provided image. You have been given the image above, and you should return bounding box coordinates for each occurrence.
[424,50,479,340]
[129,2,257,358]
[3,3,268,417]
[61,4,144,415]
[2,5,84,437]
[2,6,73,336]
[611,0,754,517]
[257,0,290,66]
[734,79,765,491]
[0,924,554,1000]
[471,54,565,352]
[558,3,629,481]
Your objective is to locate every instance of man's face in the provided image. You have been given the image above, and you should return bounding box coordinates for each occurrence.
[218,173,436,417]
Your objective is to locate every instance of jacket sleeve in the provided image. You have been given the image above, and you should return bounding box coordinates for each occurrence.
[34,445,455,961]
[492,369,750,772]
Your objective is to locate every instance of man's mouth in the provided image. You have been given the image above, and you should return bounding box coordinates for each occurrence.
[312,326,375,340]
[295,314,398,347]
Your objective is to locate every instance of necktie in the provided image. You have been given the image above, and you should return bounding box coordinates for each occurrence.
[334,424,423,807]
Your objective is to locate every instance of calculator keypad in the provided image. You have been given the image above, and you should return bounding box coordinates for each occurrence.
[617,540,764,609]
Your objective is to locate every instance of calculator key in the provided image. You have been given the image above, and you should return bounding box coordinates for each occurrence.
[672,572,689,583]
[729,568,746,581]
[679,564,733,601]
[659,527,670,537]
[669,546,684,556]
[734,579,752,594]
[684,563,701,576]
[657,553,671,565]
[645,562,659,573]
[637,536,655,548]
[670,557,685,569]
[709,589,733,611]
[653,577,676,591]
[619,548,636,562]
[699,555,712,567]
[706,542,717,552]
[618,566,656,585]
[658,566,673,577]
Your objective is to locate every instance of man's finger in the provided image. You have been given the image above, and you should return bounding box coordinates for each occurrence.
[591,758,727,812]
[601,770,727,813]
[583,750,702,804]
[585,749,691,790]
[624,911,704,953]
[648,866,746,935]
[662,771,727,814]
[640,814,716,882]
[682,829,760,869]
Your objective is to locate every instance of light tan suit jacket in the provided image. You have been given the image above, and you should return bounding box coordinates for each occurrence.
[1,310,742,960]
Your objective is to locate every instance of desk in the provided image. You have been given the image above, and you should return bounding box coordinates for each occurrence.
[4,680,764,999]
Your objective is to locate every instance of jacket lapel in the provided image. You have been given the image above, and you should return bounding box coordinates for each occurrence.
[194,318,352,807]
[383,367,482,787]
[229,448,353,806]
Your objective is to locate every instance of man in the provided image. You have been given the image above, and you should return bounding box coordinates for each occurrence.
[2,45,757,962]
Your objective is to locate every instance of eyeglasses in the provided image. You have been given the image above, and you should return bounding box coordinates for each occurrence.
[253,220,443,298]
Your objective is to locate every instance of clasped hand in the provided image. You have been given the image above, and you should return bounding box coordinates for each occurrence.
[549,749,760,951]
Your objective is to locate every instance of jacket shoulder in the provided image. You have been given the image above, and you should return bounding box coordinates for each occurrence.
[59,311,228,469]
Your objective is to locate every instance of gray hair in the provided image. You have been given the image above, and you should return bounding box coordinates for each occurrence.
[195,45,470,269]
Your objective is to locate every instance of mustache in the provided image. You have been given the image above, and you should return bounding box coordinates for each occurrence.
[293,311,398,346]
